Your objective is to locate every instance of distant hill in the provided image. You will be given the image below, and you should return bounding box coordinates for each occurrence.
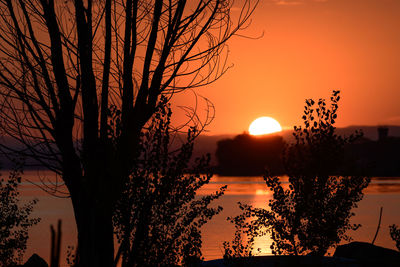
[0,135,54,170]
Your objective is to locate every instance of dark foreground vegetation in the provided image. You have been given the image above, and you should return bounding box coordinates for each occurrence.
[0,163,39,266]
[112,104,225,266]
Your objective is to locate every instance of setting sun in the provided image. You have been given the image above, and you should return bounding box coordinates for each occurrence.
[249,117,282,136]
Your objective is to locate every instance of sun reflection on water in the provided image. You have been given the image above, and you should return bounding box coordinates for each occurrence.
[255,189,270,195]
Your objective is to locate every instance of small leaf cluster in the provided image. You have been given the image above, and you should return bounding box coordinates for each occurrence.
[113,102,225,267]
[226,91,370,257]
[223,202,261,264]
[389,224,400,251]
[107,105,122,144]
[0,162,40,266]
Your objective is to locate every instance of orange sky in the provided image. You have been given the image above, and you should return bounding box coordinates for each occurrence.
[171,0,400,135]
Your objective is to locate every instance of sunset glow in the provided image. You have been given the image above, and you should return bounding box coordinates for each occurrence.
[249,117,282,136]
[172,0,400,135]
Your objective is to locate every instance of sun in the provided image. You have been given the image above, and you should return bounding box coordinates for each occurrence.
[249,117,282,136]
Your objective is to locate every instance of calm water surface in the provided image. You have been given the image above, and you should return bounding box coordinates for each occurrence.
[18,171,400,265]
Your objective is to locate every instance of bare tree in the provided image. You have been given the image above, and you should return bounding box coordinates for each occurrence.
[0,0,257,266]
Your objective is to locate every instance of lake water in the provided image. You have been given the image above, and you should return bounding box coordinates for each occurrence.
[17,171,400,265]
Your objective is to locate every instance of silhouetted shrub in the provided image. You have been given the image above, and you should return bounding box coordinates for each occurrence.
[223,208,255,260]
[389,224,400,251]
[225,91,370,257]
[113,103,226,267]
[0,162,40,266]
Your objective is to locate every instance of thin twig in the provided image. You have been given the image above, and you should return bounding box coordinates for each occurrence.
[372,207,383,245]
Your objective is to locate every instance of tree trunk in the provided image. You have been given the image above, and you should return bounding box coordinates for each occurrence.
[126,206,151,267]
[72,191,115,267]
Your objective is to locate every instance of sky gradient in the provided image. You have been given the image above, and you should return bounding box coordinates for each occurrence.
[171,0,400,135]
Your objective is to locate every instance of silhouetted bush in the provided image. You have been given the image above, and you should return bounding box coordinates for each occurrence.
[223,209,256,260]
[0,162,40,266]
[113,103,226,267]
[225,91,370,257]
[389,224,400,251]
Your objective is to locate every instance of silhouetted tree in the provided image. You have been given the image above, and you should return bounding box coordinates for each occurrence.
[0,1,257,265]
[113,102,225,267]
[225,91,370,256]
[0,162,40,266]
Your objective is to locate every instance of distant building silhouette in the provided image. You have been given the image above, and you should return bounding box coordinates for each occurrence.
[216,133,285,176]
[345,127,400,176]
[215,127,400,177]
[378,126,389,141]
